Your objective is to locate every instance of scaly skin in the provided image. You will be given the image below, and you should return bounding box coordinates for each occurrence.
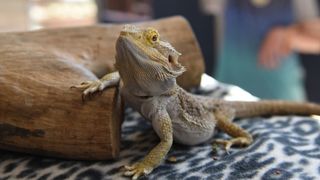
[73,25,320,179]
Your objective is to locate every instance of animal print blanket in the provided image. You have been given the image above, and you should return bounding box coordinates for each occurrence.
[0,74,319,180]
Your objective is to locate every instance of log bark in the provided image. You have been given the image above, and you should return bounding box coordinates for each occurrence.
[0,16,205,160]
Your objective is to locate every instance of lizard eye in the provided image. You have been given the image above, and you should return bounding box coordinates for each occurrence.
[152,35,158,42]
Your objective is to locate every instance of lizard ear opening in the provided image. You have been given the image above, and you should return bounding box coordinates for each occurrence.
[168,55,173,63]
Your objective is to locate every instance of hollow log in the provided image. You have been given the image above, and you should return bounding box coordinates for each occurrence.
[0,16,205,160]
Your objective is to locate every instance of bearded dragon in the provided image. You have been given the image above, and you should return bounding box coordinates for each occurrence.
[72,25,320,179]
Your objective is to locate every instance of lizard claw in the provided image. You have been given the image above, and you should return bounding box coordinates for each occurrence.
[123,163,153,180]
[70,80,94,90]
[213,139,232,153]
[71,80,104,102]
[214,137,252,153]
[81,81,92,85]
[124,165,135,171]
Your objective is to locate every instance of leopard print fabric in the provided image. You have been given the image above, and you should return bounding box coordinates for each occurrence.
[0,76,319,180]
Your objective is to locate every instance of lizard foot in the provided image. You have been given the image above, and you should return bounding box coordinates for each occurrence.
[213,137,251,153]
[123,162,153,180]
[70,80,104,101]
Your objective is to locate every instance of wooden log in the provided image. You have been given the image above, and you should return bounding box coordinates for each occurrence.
[0,16,205,160]
[0,44,123,160]
[8,16,204,89]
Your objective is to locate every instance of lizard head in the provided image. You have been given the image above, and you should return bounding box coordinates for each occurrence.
[115,25,186,96]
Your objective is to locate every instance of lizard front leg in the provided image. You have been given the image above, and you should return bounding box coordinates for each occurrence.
[213,106,253,152]
[124,111,173,180]
[71,71,120,100]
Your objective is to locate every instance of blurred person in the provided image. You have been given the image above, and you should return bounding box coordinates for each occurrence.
[201,0,319,101]
[259,18,320,68]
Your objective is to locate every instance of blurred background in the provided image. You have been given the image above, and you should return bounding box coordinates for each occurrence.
[0,0,319,101]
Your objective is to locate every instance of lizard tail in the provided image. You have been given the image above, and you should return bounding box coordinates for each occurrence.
[219,100,320,118]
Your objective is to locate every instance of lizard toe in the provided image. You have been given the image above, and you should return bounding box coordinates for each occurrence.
[123,162,153,180]
[214,137,252,153]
